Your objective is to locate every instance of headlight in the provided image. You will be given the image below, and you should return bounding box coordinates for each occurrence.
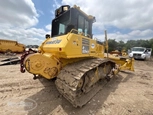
[129,53,133,57]
[141,54,146,58]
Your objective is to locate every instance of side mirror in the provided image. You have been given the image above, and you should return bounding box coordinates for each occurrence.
[144,50,148,53]
[45,34,50,39]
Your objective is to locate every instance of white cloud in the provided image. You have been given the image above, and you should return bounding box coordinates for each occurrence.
[0,0,48,45]
[94,29,153,43]
[53,0,61,8]
[61,0,153,30]
[0,27,46,45]
[53,0,153,41]
[37,9,44,16]
[1,0,153,46]
[0,0,38,28]
[45,24,51,31]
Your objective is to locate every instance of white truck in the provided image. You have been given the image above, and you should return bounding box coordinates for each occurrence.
[129,47,152,60]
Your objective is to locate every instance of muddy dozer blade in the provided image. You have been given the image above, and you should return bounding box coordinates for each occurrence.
[108,55,134,72]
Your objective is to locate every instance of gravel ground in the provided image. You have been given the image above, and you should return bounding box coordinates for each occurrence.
[0,56,153,115]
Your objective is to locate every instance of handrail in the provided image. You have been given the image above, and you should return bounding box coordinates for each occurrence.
[69,29,91,38]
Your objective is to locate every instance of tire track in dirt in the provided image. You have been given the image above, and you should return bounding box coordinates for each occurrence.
[1,58,153,115]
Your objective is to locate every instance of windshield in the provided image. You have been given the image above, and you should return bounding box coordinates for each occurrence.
[52,11,70,37]
[131,48,145,52]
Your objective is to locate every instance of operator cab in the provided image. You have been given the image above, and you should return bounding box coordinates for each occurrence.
[51,5,95,38]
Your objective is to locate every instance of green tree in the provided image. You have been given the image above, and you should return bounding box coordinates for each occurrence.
[108,39,118,52]
[107,38,153,55]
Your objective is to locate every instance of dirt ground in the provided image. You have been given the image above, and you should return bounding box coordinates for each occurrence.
[0,56,153,115]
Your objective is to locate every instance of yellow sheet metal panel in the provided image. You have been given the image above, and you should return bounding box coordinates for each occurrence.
[0,39,25,53]
[39,33,105,59]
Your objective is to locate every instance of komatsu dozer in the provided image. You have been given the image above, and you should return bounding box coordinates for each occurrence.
[20,5,134,107]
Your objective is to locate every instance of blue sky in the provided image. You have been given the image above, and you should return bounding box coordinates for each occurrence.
[0,0,153,45]
[32,0,54,29]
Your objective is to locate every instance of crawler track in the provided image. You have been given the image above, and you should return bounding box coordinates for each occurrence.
[55,58,115,107]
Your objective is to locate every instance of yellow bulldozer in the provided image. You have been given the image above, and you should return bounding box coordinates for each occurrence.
[20,5,134,107]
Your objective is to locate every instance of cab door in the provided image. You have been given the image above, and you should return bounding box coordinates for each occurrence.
[146,48,152,59]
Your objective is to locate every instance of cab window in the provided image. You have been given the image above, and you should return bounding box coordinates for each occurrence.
[78,15,84,33]
[78,15,89,36]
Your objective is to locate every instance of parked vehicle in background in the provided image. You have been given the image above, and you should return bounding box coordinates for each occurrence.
[25,45,39,51]
[129,47,152,60]
[0,39,25,53]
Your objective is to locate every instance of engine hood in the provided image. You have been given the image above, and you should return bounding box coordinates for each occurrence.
[131,51,144,54]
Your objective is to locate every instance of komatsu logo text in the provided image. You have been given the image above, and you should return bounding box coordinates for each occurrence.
[46,39,62,44]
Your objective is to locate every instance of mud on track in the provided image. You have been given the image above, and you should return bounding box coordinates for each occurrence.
[0,57,153,115]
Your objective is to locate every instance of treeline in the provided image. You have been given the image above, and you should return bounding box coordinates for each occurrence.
[108,38,153,54]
